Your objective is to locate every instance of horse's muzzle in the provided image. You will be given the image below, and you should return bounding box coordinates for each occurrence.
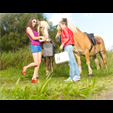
[55,35,61,42]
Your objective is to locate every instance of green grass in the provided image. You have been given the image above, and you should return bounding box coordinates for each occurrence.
[0,46,113,100]
[0,66,113,100]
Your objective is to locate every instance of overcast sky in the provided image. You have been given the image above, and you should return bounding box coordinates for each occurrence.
[44,13,113,50]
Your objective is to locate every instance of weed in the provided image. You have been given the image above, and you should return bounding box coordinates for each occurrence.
[0,46,113,100]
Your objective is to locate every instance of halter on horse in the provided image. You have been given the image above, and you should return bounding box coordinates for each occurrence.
[56,23,107,77]
[37,20,55,76]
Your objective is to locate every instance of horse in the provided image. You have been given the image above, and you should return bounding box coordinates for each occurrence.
[55,23,107,77]
[37,20,55,76]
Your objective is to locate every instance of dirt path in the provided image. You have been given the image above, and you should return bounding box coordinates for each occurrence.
[92,86,113,100]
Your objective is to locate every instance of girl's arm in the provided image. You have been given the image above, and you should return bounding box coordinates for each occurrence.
[27,27,45,40]
[62,28,70,45]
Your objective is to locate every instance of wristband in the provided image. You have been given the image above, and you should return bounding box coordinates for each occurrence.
[62,43,64,46]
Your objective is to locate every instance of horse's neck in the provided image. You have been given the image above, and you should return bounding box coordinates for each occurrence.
[74,27,85,43]
[75,27,83,37]
[76,27,83,34]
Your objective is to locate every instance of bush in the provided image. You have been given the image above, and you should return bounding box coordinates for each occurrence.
[0,13,46,52]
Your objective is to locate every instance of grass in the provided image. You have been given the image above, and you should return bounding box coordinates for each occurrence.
[0,46,113,100]
[0,66,113,100]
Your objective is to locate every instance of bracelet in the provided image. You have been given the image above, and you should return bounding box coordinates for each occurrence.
[62,43,64,46]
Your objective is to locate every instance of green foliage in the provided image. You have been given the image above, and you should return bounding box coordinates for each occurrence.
[0,45,31,70]
[0,13,46,52]
[0,13,60,52]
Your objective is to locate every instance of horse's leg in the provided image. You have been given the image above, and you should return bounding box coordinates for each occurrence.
[92,55,100,70]
[45,57,49,76]
[85,50,93,77]
[44,57,47,75]
[74,53,82,74]
[99,51,107,69]
[99,52,104,69]
[48,57,50,71]
[50,56,53,73]
[102,52,107,69]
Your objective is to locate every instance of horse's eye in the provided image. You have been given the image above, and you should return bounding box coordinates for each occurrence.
[40,27,42,29]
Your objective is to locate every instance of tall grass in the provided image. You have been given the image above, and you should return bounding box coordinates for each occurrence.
[0,46,113,100]
[0,45,33,70]
[1,74,112,100]
[0,73,52,100]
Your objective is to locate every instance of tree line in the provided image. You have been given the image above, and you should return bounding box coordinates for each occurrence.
[0,13,58,52]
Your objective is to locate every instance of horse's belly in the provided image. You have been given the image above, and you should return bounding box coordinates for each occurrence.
[74,48,85,55]
[89,45,100,56]
[89,50,100,56]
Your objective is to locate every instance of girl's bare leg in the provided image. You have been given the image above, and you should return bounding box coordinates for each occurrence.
[33,52,42,78]
[36,52,42,78]
[23,53,38,74]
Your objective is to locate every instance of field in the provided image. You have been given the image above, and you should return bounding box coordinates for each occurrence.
[0,45,113,100]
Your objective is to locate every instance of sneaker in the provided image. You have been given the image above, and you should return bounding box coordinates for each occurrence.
[64,77,72,82]
[73,76,80,81]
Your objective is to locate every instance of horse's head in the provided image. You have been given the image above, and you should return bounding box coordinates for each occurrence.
[55,24,62,42]
[55,23,77,43]
[37,20,50,39]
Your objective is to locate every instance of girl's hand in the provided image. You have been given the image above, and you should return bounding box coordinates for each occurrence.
[39,36,46,42]
[46,38,51,42]
[39,36,45,40]
[59,44,64,50]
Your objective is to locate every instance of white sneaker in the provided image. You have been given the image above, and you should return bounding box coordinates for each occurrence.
[73,76,80,81]
[64,77,72,82]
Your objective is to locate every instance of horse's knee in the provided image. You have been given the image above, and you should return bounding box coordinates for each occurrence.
[94,58,100,70]
[86,61,90,66]
[46,70,49,76]
[103,59,107,65]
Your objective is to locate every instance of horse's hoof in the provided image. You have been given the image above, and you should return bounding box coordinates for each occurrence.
[89,74,93,77]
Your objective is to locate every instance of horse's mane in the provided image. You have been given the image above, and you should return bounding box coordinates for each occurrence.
[37,21,50,34]
[40,21,50,29]
[57,22,81,34]
[68,23,77,34]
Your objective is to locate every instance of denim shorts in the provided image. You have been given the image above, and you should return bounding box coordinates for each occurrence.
[30,45,42,53]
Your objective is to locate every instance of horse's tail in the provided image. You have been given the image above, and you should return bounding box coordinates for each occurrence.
[96,36,107,69]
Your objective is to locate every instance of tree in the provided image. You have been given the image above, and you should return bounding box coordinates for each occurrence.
[0,13,46,52]
[48,21,60,48]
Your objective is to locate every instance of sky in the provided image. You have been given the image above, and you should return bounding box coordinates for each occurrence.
[44,13,113,50]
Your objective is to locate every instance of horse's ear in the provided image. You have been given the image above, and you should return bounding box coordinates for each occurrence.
[37,20,41,24]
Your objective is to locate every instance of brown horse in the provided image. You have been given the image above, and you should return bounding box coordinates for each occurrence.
[37,20,55,76]
[56,23,107,77]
